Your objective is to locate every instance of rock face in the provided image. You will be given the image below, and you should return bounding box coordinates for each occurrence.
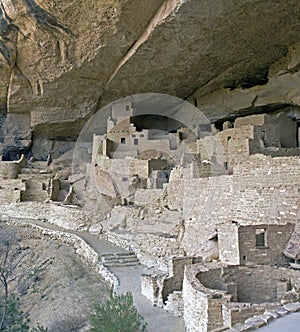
[0,0,300,158]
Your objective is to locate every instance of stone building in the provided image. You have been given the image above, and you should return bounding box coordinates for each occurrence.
[91,101,192,204]
[197,112,300,175]
[218,221,295,266]
[132,111,300,331]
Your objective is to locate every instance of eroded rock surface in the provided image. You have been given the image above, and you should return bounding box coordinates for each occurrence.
[0,0,300,158]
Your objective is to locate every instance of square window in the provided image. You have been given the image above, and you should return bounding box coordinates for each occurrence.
[134,138,138,145]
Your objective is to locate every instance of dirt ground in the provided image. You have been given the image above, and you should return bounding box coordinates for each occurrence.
[1,224,110,332]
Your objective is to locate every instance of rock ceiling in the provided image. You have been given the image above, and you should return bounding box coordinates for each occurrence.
[0,0,300,151]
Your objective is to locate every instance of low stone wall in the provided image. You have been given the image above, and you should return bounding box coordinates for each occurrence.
[164,291,184,317]
[5,219,119,292]
[183,263,300,332]
[222,302,265,327]
[0,179,25,203]
[141,273,163,306]
[183,264,231,332]
[105,230,185,272]
[0,160,21,179]
[141,256,202,309]
[0,202,92,231]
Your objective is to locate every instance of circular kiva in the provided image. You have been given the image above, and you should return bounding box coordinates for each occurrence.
[72,93,225,213]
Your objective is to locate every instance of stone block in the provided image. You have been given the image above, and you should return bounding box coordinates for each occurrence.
[283,302,300,312]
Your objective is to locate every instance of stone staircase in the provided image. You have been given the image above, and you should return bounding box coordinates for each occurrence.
[101,252,140,267]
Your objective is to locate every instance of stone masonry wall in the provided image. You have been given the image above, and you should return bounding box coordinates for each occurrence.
[184,263,300,331]
[179,155,300,256]
[0,161,21,179]
[223,265,300,303]
[238,223,295,265]
[183,264,231,332]
[0,179,25,203]
[6,219,118,291]
[218,222,295,266]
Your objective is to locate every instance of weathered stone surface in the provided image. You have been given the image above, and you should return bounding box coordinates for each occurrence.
[89,223,103,235]
[0,1,300,157]
[244,316,266,328]
[0,202,92,230]
[283,302,300,312]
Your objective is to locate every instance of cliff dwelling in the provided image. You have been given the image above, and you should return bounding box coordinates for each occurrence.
[0,1,300,331]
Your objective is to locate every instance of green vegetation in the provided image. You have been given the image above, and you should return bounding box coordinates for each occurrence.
[89,292,147,332]
[0,225,48,332]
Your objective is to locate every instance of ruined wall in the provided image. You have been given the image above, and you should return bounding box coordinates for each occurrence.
[183,271,209,332]
[181,169,233,255]
[0,160,21,179]
[232,155,300,223]
[218,222,240,265]
[223,265,300,303]
[179,155,300,256]
[184,263,300,331]
[218,222,295,266]
[0,179,25,203]
[183,264,231,332]
[167,166,183,211]
[222,303,265,328]
[19,174,50,202]
[134,188,164,205]
[98,157,149,178]
[238,223,295,265]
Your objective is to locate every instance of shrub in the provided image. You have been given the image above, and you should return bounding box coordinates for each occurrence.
[0,295,30,332]
[31,324,48,332]
[89,292,147,332]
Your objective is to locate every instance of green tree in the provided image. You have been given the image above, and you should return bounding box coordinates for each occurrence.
[89,292,147,332]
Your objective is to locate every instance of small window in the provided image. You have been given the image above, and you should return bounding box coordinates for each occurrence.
[125,105,130,112]
[121,137,126,144]
[256,228,266,247]
[140,134,144,138]
[261,131,266,140]
[242,255,247,261]
[132,134,136,138]
[134,138,138,145]
[227,136,231,141]
[224,162,228,170]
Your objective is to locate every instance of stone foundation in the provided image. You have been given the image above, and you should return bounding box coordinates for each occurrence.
[183,263,300,331]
